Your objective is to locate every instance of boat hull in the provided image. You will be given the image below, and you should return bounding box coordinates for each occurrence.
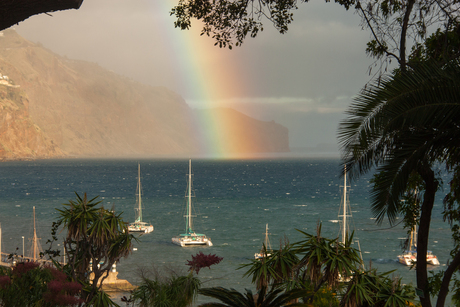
[128,223,154,234]
[427,252,440,265]
[398,251,440,266]
[254,252,271,260]
[172,236,212,247]
[398,252,416,266]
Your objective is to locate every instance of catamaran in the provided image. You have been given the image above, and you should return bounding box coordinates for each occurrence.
[398,221,440,266]
[254,223,272,259]
[128,164,154,234]
[172,159,212,247]
[397,189,439,266]
[397,224,417,266]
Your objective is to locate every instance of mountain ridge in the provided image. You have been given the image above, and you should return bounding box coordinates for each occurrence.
[0,29,289,160]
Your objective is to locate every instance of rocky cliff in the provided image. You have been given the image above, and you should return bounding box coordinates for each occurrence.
[0,85,64,159]
[0,30,289,159]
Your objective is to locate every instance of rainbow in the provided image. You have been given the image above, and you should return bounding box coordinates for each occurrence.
[151,2,272,158]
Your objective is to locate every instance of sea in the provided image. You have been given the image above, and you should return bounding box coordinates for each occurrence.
[0,157,453,306]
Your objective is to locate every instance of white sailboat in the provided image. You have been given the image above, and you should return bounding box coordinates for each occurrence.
[128,164,154,234]
[338,168,364,275]
[254,223,272,259]
[172,159,212,247]
[30,206,43,262]
[339,169,351,246]
[397,221,440,266]
[397,224,417,266]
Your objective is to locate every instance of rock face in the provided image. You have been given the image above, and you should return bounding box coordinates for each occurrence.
[0,85,65,159]
[0,30,289,159]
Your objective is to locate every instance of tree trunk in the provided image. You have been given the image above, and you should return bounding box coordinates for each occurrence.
[0,0,84,31]
[436,250,460,307]
[417,165,438,307]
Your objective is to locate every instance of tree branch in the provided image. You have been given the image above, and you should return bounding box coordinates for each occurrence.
[436,249,460,307]
[0,0,84,31]
[356,2,401,64]
[399,0,416,72]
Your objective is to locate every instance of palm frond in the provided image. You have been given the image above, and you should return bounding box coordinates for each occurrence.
[339,62,460,223]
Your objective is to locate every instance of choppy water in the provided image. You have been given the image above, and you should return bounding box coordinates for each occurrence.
[0,158,452,305]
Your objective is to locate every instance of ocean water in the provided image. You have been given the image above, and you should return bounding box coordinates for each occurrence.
[0,158,452,305]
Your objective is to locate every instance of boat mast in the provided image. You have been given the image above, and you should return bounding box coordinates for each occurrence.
[33,206,38,261]
[410,189,418,252]
[264,224,269,248]
[186,159,193,234]
[137,163,142,223]
[409,224,416,252]
[341,168,348,244]
[264,224,271,251]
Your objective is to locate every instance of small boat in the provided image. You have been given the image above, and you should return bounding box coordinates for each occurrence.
[398,222,440,266]
[172,159,212,247]
[254,224,272,259]
[128,164,154,234]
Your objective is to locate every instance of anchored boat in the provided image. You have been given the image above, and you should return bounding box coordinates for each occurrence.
[337,167,364,281]
[172,159,212,247]
[254,223,272,259]
[128,164,154,234]
[397,190,439,266]
[398,223,440,266]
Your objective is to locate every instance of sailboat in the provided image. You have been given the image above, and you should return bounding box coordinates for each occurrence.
[397,224,417,266]
[128,164,154,234]
[172,159,212,247]
[397,220,440,266]
[338,168,364,274]
[339,170,350,245]
[254,224,272,259]
[30,206,43,262]
[338,167,355,245]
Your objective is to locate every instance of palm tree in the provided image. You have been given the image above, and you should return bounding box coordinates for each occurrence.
[338,62,460,306]
[341,268,416,307]
[294,226,362,292]
[240,243,298,290]
[55,192,134,304]
[198,286,310,307]
[240,226,366,305]
[340,269,380,307]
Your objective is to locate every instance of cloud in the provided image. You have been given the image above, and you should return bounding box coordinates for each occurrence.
[195,95,352,114]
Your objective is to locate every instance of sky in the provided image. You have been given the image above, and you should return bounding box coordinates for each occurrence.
[13,0,375,155]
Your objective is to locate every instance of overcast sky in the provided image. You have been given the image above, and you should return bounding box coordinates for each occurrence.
[14,0,376,154]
